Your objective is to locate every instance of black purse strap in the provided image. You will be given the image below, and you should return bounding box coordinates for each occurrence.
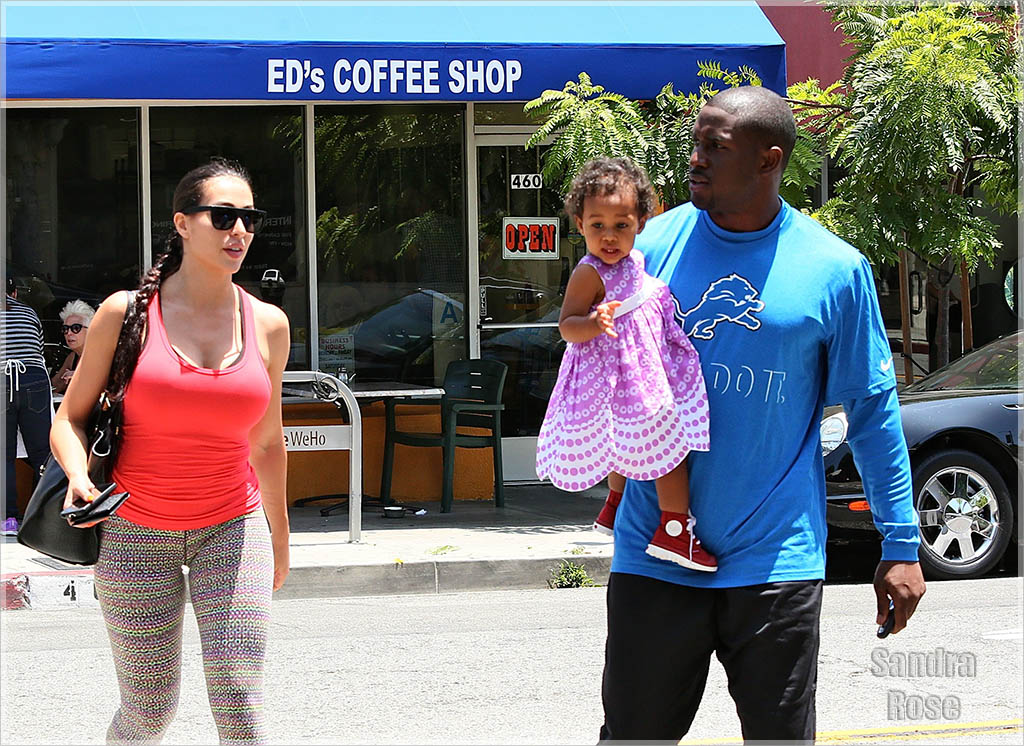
[87,290,140,467]
[104,289,141,403]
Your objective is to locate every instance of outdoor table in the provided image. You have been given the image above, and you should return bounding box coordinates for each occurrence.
[280,373,444,540]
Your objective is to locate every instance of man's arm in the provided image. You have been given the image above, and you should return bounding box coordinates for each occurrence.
[844,388,926,634]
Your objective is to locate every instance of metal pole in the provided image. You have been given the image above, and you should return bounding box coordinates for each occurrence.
[336,377,362,543]
[466,103,481,360]
[898,249,914,386]
[140,105,152,272]
[281,371,361,542]
[960,260,974,353]
[305,104,320,372]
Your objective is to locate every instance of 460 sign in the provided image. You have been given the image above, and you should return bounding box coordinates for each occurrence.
[510,173,543,189]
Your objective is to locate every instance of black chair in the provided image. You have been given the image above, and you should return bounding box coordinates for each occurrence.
[380,360,507,513]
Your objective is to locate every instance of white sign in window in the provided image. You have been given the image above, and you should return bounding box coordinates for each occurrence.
[510,173,543,189]
[319,332,355,374]
[502,217,559,260]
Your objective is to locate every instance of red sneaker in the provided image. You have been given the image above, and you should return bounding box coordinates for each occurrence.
[645,514,717,572]
[593,489,622,536]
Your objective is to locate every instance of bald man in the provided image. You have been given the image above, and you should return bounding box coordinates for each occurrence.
[598,87,926,743]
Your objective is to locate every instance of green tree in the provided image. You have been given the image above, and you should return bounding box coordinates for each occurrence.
[523,65,823,211]
[803,2,1020,367]
[523,72,664,199]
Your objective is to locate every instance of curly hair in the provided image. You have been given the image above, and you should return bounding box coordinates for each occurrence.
[564,157,656,221]
[58,299,96,325]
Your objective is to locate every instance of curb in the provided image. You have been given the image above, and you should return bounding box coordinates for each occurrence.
[1,570,98,611]
[1,555,611,609]
[275,555,612,599]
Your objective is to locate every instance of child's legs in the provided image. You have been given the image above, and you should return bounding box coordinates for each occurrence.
[607,472,626,493]
[186,510,274,744]
[94,517,188,743]
[654,461,690,515]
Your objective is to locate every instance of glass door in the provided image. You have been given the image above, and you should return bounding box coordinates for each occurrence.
[474,138,584,481]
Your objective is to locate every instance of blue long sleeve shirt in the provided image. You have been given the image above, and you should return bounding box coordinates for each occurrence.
[844,388,920,561]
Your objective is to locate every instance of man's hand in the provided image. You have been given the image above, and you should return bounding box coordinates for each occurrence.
[873,560,926,634]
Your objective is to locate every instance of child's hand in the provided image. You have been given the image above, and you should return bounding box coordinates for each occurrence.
[594,301,621,338]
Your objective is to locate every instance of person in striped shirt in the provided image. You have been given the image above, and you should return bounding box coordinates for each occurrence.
[3,275,53,535]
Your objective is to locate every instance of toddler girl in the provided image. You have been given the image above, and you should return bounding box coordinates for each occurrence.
[535,157,715,571]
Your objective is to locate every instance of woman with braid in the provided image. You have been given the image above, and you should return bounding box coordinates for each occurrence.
[50,158,290,744]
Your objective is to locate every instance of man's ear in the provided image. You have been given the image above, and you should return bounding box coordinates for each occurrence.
[173,212,189,240]
[761,145,784,175]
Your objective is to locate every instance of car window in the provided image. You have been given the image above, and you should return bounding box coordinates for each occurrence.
[907,334,1020,392]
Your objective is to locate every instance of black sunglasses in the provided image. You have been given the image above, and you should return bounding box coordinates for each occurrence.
[61,323,87,334]
[181,205,266,233]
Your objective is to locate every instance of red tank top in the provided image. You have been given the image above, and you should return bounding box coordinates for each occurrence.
[113,286,272,530]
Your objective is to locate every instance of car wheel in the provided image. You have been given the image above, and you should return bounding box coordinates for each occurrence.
[913,449,1014,580]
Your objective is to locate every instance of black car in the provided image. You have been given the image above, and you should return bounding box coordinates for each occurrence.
[822,331,1020,580]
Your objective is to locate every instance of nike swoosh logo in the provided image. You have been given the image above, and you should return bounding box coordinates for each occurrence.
[880,357,893,372]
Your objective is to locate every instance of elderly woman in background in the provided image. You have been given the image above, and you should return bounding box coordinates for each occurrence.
[51,299,95,394]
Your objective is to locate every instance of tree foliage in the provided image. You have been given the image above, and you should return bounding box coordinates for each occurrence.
[524,73,663,199]
[524,65,823,210]
[799,1,1020,366]
[809,2,1019,271]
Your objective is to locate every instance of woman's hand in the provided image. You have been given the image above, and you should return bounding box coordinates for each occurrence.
[62,478,106,529]
[594,300,621,338]
[271,533,290,591]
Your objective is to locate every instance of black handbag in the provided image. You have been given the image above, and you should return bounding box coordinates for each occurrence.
[17,295,137,565]
[16,396,125,564]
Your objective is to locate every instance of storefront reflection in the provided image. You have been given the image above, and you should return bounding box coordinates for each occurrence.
[481,311,565,438]
[314,105,467,385]
[320,285,465,386]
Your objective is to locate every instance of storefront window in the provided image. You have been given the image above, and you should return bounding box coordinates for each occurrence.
[149,106,309,368]
[476,142,575,437]
[474,103,535,126]
[314,105,466,385]
[5,107,140,371]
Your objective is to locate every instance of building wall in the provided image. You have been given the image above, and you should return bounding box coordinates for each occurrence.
[759,2,849,87]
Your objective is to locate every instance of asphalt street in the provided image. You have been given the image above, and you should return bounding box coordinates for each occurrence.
[1,578,1021,745]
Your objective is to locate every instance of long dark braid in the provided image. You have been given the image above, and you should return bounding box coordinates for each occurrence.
[106,157,255,402]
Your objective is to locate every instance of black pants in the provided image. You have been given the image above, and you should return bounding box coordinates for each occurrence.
[599,572,822,744]
[4,365,52,519]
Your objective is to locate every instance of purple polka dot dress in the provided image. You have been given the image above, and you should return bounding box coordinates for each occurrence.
[536,250,710,491]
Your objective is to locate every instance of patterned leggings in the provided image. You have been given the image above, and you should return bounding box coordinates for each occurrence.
[94,510,273,744]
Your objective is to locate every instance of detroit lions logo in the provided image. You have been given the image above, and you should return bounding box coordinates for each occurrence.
[676,274,765,340]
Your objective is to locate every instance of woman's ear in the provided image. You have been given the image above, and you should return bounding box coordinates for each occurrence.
[173,212,189,240]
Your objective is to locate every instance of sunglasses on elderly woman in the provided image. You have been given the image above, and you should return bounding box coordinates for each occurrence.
[61,324,87,334]
[181,205,267,233]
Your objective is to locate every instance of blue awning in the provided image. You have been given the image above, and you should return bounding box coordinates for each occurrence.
[2,1,786,102]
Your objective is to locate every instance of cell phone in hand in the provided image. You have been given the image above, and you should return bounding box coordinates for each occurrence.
[877,599,896,638]
[61,483,116,519]
[60,483,129,524]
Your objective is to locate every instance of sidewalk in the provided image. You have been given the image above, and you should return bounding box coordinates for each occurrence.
[1,484,613,610]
